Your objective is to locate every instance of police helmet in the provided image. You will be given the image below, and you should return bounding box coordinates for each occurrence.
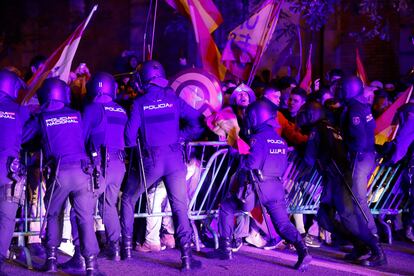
[140,60,167,87]
[0,69,23,99]
[246,100,274,131]
[341,76,363,101]
[86,72,117,99]
[296,101,325,129]
[37,78,70,105]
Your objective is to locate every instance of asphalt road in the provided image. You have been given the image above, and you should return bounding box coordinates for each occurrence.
[2,241,414,275]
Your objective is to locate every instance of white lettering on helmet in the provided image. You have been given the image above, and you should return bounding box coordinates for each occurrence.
[0,111,16,120]
[98,81,103,88]
[45,116,79,127]
[143,103,173,111]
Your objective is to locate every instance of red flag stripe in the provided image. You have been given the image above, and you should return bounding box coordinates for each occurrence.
[20,5,97,104]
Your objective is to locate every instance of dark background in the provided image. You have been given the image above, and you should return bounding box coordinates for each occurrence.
[0,0,413,83]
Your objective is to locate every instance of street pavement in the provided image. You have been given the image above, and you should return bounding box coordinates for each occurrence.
[2,241,414,275]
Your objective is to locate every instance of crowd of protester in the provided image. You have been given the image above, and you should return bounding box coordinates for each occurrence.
[0,51,413,274]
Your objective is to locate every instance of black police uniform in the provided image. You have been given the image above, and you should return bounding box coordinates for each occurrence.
[121,80,203,268]
[23,79,101,274]
[341,98,377,235]
[0,93,29,270]
[217,114,310,270]
[304,119,385,266]
[83,101,127,252]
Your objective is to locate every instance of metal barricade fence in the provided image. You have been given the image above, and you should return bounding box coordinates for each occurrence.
[131,141,233,251]
[10,144,411,267]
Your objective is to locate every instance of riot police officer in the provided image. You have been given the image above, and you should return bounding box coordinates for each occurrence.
[340,76,378,236]
[121,60,203,270]
[61,72,128,271]
[23,78,102,275]
[297,101,387,267]
[216,100,311,272]
[0,70,29,273]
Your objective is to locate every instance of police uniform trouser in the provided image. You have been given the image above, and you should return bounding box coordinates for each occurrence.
[316,174,378,248]
[0,157,19,259]
[0,194,18,259]
[44,163,99,257]
[219,179,302,244]
[121,145,192,246]
[71,155,125,246]
[351,152,377,235]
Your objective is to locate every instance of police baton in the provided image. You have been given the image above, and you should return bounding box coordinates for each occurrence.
[39,156,61,239]
[136,135,151,214]
[248,170,276,243]
[100,145,108,221]
[331,159,369,223]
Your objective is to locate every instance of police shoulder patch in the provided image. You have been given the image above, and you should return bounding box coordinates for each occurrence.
[352,116,360,125]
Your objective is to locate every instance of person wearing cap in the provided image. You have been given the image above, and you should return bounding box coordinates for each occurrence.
[0,69,30,274]
[229,83,256,140]
[23,78,102,275]
[121,60,204,270]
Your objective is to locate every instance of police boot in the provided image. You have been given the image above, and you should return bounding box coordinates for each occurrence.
[60,245,85,271]
[107,241,121,261]
[361,243,387,267]
[180,243,202,271]
[85,255,106,276]
[344,245,370,262]
[121,237,132,260]
[293,241,312,272]
[42,246,58,273]
[214,237,233,260]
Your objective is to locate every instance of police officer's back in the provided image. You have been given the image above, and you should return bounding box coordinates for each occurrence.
[217,100,311,271]
[298,101,387,267]
[24,78,102,275]
[0,70,29,273]
[83,72,127,261]
[121,60,203,270]
[340,76,377,236]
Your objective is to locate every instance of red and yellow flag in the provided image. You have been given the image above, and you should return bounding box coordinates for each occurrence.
[165,0,225,79]
[356,48,368,86]
[375,85,413,145]
[20,5,98,104]
[222,0,283,82]
[299,44,312,93]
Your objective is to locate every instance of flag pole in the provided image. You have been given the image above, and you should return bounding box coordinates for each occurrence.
[150,0,159,60]
[247,0,283,86]
[143,0,155,61]
[390,85,413,141]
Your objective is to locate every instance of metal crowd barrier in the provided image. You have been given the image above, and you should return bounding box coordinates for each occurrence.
[10,143,411,268]
[132,141,233,251]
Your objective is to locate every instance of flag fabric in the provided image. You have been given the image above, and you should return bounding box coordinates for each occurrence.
[20,5,98,104]
[356,48,368,86]
[222,0,283,82]
[188,0,226,80]
[166,0,225,79]
[205,106,250,154]
[299,44,312,93]
[375,85,413,145]
[165,0,222,32]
